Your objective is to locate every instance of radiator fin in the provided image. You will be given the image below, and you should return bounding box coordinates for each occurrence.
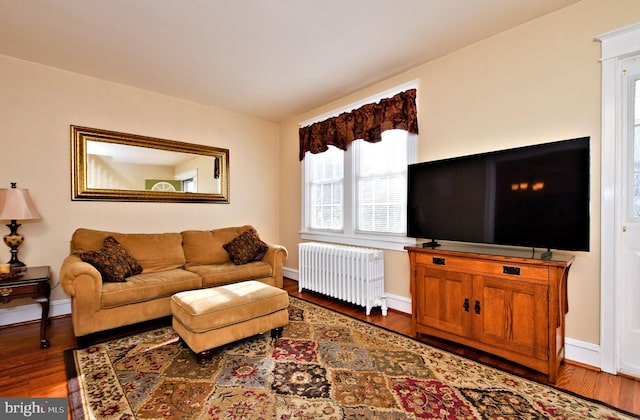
[298,242,387,316]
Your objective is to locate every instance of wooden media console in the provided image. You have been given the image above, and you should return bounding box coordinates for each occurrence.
[406,245,574,383]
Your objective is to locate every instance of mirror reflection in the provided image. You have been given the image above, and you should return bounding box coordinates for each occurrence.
[86,141,222,194]
[71,126,230,203]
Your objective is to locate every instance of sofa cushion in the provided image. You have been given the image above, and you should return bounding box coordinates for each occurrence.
[181,225,253,265]
[76,236,143,282]
[70,228,113,253]
[186,261,272,287]
[223,229,269,265]
[71,228,186,273]
[111,232,185,273]
[100,268,202,308]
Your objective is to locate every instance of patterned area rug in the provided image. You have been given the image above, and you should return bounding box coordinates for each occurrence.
[65,297,637,419]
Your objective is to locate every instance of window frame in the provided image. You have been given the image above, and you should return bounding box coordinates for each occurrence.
[301,132,418,251]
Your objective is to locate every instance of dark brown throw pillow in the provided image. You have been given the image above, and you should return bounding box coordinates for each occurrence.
[223,229,269,265]
[77,236,143,282]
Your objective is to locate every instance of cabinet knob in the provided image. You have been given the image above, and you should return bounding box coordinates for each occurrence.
[463,298,470,312]
[1,287,12,303]
[474,300,481,314]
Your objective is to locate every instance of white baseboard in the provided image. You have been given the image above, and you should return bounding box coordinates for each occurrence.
[283,266,299,281]
[564,337,601,369]
[384,292,411,314]
[0,298,71,327]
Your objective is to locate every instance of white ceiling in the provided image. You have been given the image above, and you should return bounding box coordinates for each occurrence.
[0,0,580,122]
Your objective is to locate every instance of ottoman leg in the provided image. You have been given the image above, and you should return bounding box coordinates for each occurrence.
[196,350,213,365]
[271,326,284,339]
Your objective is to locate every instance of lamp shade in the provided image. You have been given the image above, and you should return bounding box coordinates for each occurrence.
[0,187,41,221]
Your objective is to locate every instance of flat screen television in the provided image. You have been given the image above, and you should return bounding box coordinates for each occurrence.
[407,137,590,253]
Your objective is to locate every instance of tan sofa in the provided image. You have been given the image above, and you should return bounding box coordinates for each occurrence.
[59,225,288,340]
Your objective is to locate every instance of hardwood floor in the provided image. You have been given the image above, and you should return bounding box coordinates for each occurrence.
[0,315,75,399]
[0,277,638,417]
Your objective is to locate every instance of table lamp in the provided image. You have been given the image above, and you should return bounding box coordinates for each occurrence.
[0,183,41,268]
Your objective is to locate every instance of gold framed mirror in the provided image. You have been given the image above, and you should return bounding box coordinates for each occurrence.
[71,126,229,203]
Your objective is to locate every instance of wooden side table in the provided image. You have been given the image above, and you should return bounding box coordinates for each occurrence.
[0,266,51,348]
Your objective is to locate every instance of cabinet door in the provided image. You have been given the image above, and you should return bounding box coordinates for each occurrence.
[415,266,472,337]
[473,275,548,360]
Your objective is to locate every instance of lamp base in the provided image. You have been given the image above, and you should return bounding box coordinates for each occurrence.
[8,252,26,268]
[4,220,26,268]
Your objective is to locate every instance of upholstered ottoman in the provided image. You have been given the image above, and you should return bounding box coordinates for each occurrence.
[170,281,289,363]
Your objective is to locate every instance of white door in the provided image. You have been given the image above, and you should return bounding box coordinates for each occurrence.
[619,55,640,378]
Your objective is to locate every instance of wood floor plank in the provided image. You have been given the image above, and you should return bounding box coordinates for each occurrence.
[0,278,637,417]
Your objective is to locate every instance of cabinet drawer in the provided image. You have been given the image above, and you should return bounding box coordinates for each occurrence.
[415,253,549,280]
[0,283,38,301]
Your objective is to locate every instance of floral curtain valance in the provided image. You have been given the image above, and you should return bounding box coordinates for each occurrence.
[299,88,418,160]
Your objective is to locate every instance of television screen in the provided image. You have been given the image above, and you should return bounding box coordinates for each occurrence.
[407,137,590,252]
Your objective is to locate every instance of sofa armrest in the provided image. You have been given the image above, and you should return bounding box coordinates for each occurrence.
[60,255,103,297]
[60,255,106,337]
[261,244,288,288]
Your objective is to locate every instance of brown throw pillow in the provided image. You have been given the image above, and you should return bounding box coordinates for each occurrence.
[77,236,143,282]
[223,229,269,265]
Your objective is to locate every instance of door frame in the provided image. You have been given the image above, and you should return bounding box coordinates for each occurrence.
[597,22,640,375]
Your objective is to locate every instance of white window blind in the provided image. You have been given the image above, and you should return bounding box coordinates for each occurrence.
[308,146,344,230]
[356,130,407,233]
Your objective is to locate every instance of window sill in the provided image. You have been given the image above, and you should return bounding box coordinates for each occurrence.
[300,231,417,251]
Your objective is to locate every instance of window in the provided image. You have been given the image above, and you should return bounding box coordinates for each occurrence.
[356,132,408,233]
[308,146,343,230]
[302,130,416,250]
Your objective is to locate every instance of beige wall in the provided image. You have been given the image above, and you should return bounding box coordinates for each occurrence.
[279,0,640,345]
[0,53,281,303]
